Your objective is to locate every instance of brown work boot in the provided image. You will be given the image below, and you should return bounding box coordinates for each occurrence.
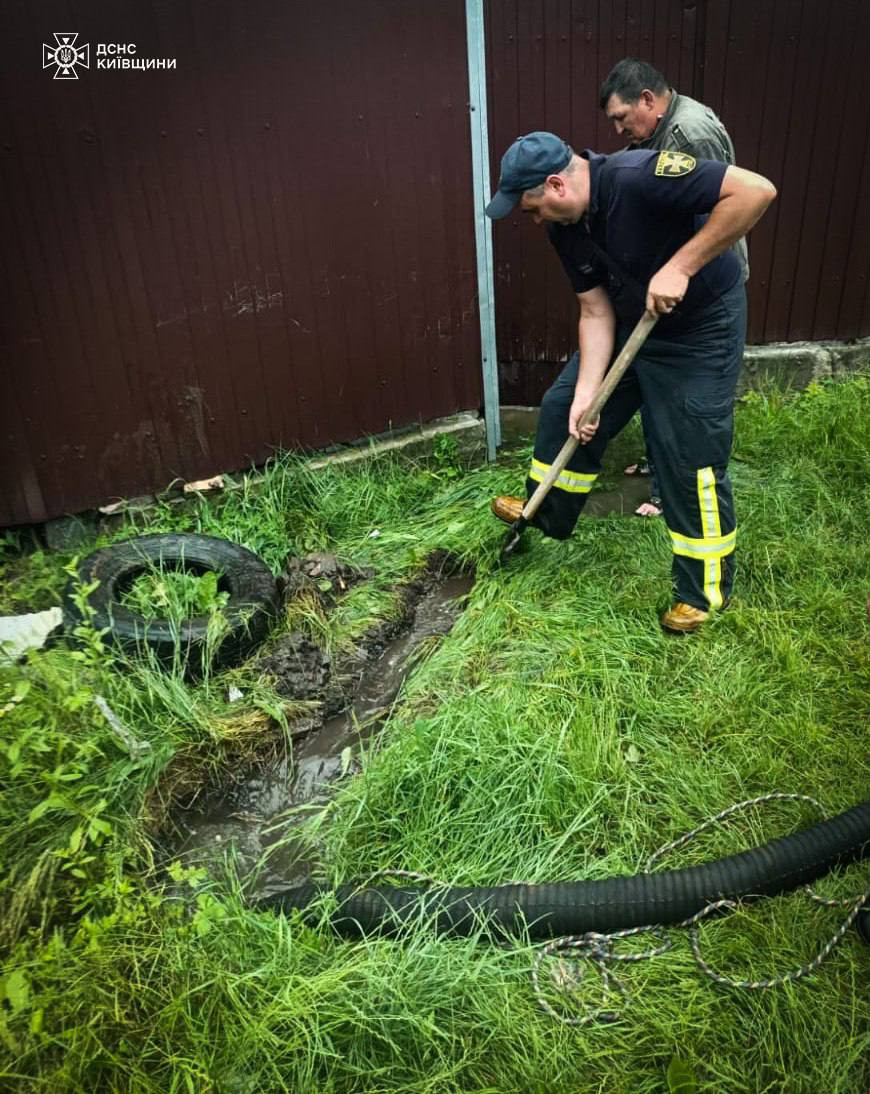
[491,496,525,525]
[660,601,709,634]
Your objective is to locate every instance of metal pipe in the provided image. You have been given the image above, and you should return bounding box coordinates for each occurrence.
[465,0,501,460]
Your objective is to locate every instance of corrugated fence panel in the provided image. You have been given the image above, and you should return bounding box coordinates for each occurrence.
[703,0,870,344]
[488,0,870,402]
[798,1,870,341]
[1,0,481,525]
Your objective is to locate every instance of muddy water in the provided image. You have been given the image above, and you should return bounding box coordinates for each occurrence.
[291,574,473,801]
[167,573,474,891]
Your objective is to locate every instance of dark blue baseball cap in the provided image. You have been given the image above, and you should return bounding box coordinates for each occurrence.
[485,131,573,219]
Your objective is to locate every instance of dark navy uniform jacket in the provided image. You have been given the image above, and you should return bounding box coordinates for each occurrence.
[547,149,741,334]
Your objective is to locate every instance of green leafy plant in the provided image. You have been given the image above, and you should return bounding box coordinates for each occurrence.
[0,538,74,614]
[431,432,463,479]
[120,567,230,621]
[667,1055,699,1093]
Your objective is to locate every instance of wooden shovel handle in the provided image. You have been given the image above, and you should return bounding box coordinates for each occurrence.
[521,310,659,523]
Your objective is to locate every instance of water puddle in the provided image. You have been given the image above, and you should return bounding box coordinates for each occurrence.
[161,566,474,893]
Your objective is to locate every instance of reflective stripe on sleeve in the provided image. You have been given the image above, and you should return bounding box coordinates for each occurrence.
[529,458,597,494]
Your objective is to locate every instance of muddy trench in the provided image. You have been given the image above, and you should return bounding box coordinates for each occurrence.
[159,554,474,894]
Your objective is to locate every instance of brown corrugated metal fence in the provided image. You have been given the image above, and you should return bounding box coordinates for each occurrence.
[2,2,868,525]
[1,1,481,525]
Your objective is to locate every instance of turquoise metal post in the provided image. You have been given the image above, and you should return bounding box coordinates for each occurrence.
[465,0,500,460]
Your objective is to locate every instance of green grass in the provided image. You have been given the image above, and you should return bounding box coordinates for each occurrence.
[119,567,231,622]
[0,532,73,615]
[1,377,868,1091]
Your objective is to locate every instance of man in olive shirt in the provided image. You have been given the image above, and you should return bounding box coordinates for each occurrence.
[599,58,749,515]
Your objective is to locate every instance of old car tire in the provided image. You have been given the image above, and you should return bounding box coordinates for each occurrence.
[63,533,278,671]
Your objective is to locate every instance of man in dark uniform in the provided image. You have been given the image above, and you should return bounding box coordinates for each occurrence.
[600,58,748,517]
[487,132,776,632]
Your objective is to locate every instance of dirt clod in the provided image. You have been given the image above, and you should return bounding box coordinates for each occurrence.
[257,632,331,701]
[278,553,371,602]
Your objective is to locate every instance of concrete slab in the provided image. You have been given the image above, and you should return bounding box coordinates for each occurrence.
[498,406,539,443]
[829,342,870,375]
[308,412,486,470]
[44,514,98,551]
[739,343,832,394]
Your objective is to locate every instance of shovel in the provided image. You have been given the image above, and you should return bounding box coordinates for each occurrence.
[501,309,659,557]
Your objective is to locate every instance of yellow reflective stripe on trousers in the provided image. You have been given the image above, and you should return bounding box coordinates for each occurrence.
[697,466,722,538]
[697,467,724,608]
[665,468,733,609]
[704,557,724,609]
[668,529,736,558]
[529,458,597,495]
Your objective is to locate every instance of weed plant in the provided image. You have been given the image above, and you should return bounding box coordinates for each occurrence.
[120,567,230,622]
[0,378,868,1091]
[0,531,73,615]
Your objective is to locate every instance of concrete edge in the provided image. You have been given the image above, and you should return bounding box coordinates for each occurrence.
[307,412,486,470]
[740,336,870,391]
[500,338,870,442]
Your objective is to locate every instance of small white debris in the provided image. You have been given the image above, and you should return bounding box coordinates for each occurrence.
[227,686,243,703]
[340,746,353,776]
[0,608,62,663]
[369,529,381,538]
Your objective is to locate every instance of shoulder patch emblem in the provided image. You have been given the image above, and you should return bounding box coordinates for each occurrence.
[655,150,697,177]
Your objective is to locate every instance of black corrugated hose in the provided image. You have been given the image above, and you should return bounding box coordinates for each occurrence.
[258,800,870,940]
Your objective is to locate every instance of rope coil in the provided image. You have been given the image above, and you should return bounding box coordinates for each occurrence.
[533,794,868,1025]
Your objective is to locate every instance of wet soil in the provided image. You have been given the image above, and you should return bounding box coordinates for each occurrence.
[161,556,474,892]
[583,475,655,518]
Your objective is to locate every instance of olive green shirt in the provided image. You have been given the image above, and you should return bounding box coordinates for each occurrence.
[631,89,749,281]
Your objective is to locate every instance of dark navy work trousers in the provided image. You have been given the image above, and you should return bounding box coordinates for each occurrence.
[526,283,747,611]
